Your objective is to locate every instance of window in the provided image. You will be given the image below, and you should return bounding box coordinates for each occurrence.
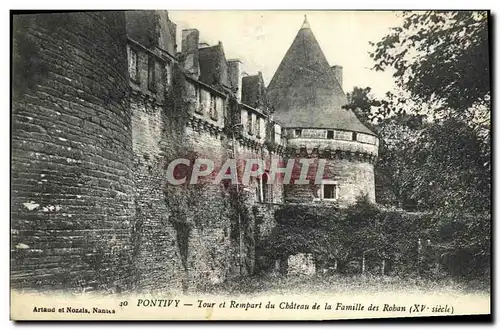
[274,125,282,144]
[294,129,302,138]
[255,178,262,202]
[195,88,208,114]
[193,86,198,100]
[256,117,261,138]
[194,86,202,114]
[148,57,156,92]
[262,173,270,203]
[327,130,334,139]
[334,130,353,141]
[209,94,218,120]
[129,48,139,83]
[318,180,338,201]
[323,184,337,200]
[164,63,172,89]
[199,89,204,113]
[247,112,253,135]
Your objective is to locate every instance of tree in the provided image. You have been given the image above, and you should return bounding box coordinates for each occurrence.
[346,11,491,210]
[372,11,491,177]
[370,11,490,116]
[342,11,491,280]
[345,87,428,209]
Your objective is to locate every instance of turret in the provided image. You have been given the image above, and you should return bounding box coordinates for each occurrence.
[11,11,135,290]
[267,16,379,206]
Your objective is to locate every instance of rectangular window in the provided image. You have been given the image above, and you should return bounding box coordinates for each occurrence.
[334,130,353,141]
[165,63,172,89]
[195,88,207,114]
[256,117,261,138]
[210,94,218,120]
[199,89,204,113]
[262,173,270,203]
[274,125,282,144]
[255,178,262,202]
[247,112,253,135]
[129,48,139,83]
[327,130,334,139]
[148,57,156,92]
[323,184,337,200]
[294,129,302,138]
[194,86,201,114]
[240,110,247,130]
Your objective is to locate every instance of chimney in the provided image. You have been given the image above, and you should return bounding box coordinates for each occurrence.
[181,29,200,77]
[227,59,243,101]
[331,65,343,89]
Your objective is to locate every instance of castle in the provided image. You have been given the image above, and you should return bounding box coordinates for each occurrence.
[11,11,378,292]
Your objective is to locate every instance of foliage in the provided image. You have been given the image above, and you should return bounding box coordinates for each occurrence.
[262,194,489,282]
[261,204,341,264]
[429,212,490,280]
[336,196,435,276]
[339,11,491,282]
[338,110,490,280]
[274,203,340,228]
[370,11,490,115]
[264,198,422,275]
[367,11,491,209]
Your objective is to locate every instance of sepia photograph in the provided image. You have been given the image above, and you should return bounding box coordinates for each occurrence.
[10,9,491,321]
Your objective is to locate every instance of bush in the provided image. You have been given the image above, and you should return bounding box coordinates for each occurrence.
[259,195,491,282]
[430,212,490,281]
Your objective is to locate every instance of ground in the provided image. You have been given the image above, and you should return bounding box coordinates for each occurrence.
[199,273,490,297]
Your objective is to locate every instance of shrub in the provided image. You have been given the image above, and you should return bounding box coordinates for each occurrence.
[260,194,490,284]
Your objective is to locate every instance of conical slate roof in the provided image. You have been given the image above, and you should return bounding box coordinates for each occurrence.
[267,16,375,135]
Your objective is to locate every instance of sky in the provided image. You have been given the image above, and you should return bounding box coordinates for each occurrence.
[168,10,404,98]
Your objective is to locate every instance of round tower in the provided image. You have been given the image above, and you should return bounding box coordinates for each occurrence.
[267,16,379,207]
[11,12,134,290]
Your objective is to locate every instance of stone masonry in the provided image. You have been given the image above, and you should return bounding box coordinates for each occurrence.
[11,12,135,291]
[11,10,379,292]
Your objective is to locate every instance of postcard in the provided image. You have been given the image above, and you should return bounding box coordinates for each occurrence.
[10,9,491,321]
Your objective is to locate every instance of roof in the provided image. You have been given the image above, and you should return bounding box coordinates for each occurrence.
[198,43,229,88]
[125,11,177,56]
[267,17,375,135]
[241,72,270,113]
